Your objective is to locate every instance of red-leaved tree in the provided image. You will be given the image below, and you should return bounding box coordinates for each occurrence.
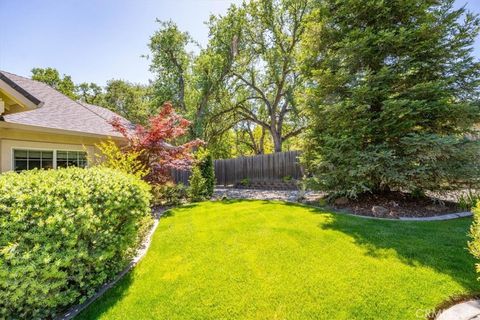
[111,102,203,184]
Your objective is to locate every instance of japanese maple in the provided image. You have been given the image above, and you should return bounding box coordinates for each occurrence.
[111,102,203,184]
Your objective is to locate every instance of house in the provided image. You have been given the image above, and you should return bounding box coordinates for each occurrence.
[0,70,128,173]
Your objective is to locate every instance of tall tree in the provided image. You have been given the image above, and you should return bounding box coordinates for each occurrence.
[147,18,238,141]
[212,0,311,152]
[77,82,104,105]
[148,20,193,112]
[103,80,154,125]
[301,0,480,197]
[31,67,77,99]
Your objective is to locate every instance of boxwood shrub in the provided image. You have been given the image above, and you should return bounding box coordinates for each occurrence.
[0,167,152,319]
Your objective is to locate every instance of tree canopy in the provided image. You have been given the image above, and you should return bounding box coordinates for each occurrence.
[301,0,480,197]
[31,67,77,99]
[147,0,310,154]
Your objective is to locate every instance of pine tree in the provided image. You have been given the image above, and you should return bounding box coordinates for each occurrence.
[301,0,480,197]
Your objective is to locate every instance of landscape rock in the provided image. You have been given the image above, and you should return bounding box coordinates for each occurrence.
[371,205,389,216]
[334,197,349,205]
[425,204,445,213]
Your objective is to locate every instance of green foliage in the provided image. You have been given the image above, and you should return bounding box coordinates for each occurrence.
[147,2,310,153]
[458,190,480,210]
[239,178,251,187]
[301,0,480,197]
[470,202,480,276]
[95,139,149,179]
[103,79,154,125]
[31,67,78,99]
[205,0,310,152]
[196,148,215,197]
[152,182,187,206]
[148,20,193,113]
[188,167,206,202]
[0,167,152,319]
[77,82,104,105]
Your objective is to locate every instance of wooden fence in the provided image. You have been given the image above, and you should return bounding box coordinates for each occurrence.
[171,150,303,186]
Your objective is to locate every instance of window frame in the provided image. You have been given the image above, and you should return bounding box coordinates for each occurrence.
[11,147,88,172]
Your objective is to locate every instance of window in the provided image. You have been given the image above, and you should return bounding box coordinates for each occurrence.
[13,149,87,172]
[56,151,88,168]
[14,150,54,171]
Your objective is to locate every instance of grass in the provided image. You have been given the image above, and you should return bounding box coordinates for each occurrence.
[77,200,478,320]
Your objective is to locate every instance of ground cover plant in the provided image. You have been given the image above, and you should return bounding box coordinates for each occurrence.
[0,168,152,319]
[78,200,477,320]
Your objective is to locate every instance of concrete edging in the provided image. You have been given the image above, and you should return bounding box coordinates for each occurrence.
[436,299,480,320]
[287,201,472,221]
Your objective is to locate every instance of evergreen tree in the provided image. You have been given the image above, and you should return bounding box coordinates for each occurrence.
[197,149,215,197]
[301,0,480,197]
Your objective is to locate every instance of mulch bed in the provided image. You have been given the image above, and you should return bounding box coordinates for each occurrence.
[328,191,461,218]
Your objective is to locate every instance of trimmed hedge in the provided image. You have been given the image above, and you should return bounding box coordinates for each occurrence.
[0,167,152,319]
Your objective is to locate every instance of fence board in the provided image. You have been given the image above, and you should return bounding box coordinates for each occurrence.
[171,150,302,186]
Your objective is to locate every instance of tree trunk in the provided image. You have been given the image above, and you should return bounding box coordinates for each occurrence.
[272,131,282,153]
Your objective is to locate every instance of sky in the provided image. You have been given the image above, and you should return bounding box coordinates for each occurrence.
[0,0,479,86]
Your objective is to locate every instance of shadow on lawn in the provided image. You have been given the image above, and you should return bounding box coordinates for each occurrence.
[288,202,479,292]
[76,272,134,319]
[78,200,479,318]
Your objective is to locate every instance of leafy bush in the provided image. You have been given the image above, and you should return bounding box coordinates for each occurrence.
[0,167,152,319]
[188,167,206,202]
[458,190,480,210]
[153,182,187,206]
[95,139,149,179]
[196,148,215,198]
[111,102,203,184]
[239,178,251,187]
[469,202,480,276]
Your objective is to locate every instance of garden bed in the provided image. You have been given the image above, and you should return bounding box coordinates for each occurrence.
[330,192,461,218]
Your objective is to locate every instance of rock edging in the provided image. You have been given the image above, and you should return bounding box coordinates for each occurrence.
[55,208,164,320]
[436,299,480,320]
[291,201,472,221]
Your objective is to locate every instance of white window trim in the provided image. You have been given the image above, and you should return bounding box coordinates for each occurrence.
[11,147,88,171]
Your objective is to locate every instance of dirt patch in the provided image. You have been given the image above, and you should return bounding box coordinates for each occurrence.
[327,192,461,218]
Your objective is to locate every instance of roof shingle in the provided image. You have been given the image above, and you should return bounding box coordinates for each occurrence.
[0,71,129,138]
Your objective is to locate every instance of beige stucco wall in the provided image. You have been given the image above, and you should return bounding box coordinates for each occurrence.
[0,126,113,172]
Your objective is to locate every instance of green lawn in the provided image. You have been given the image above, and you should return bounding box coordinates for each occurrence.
[77,200,478,320]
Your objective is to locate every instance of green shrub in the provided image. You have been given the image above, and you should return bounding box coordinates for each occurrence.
[94,139,149,179]
[153,182,187,206]
[239,178,251,187]
[458,190,480,210]
[469,202,480,277]
[188,167,206,202]
[196,149,215,198]
[0,167,152,319]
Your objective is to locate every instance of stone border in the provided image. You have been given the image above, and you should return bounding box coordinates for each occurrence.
[436,299,480,320]
[55,208,164,320]
[214,188,473,221]
[284,201,473,221]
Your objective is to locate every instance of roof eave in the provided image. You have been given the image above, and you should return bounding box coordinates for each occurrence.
[0,121,126,141]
